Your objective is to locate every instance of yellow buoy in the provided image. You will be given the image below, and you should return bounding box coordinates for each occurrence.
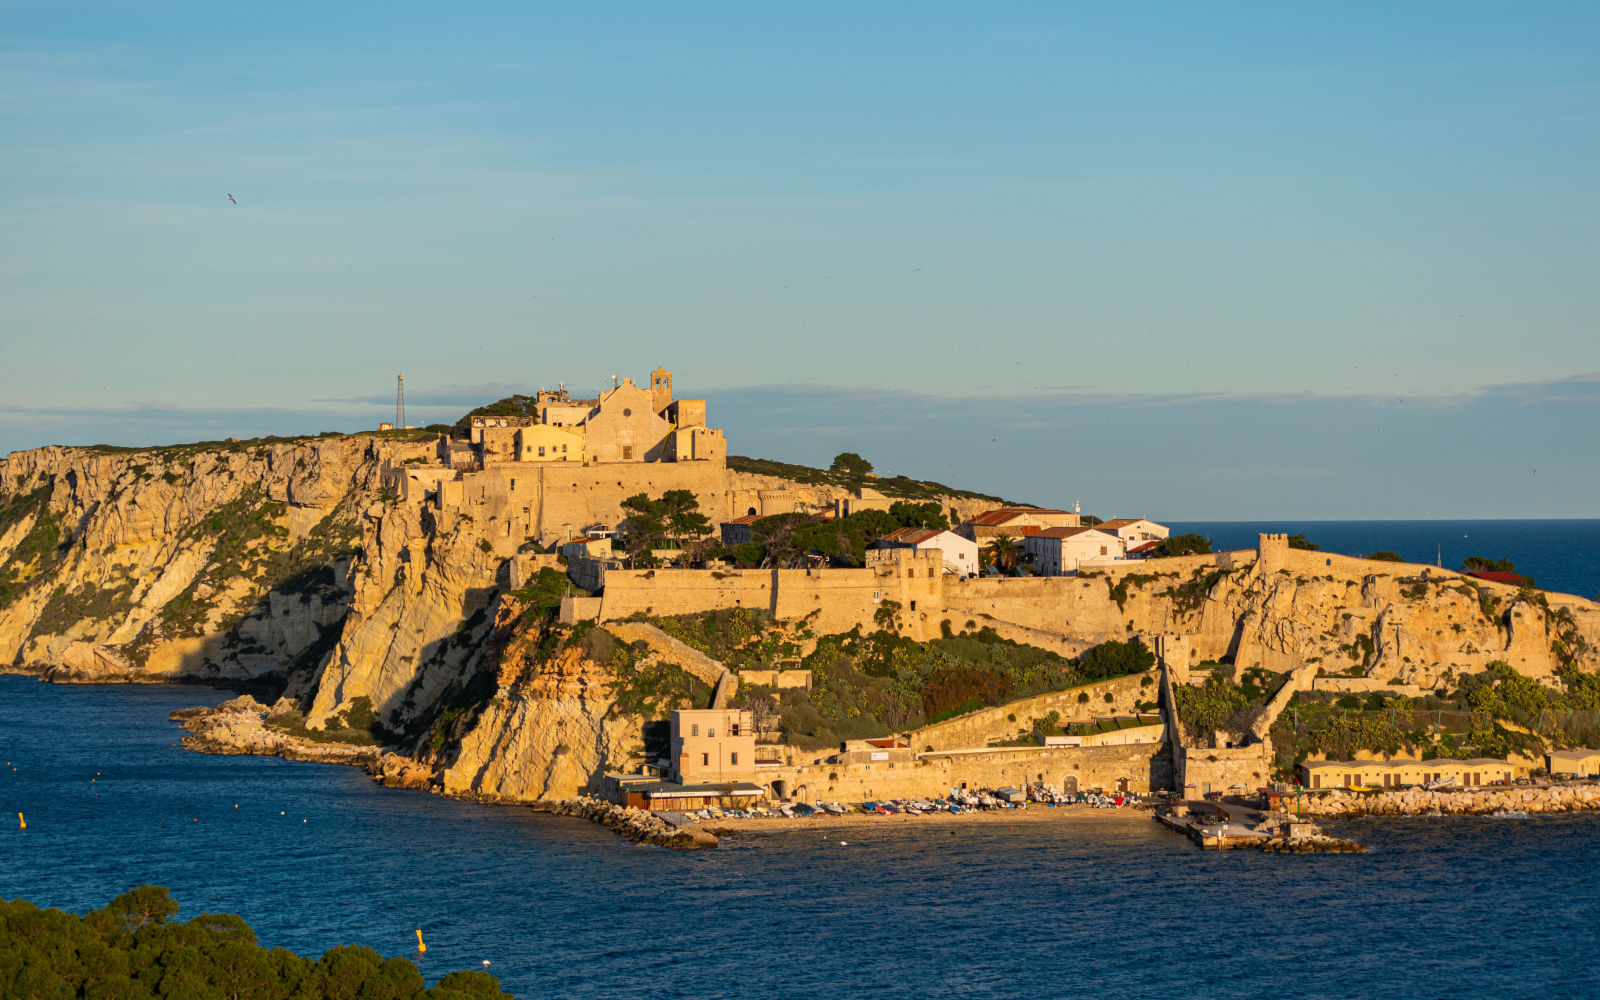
[415,929,426,953]
[17,813,24,830]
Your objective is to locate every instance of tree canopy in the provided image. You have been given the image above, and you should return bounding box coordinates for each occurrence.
[1286,534,1320,551]
[1077,636,1156,683]
[1150,533,1212,558]
[0,886,512,1000]
[1363,550,1405,562]
[1462,555,1516,573]
[621,491,712,561]
[829,452,874,476]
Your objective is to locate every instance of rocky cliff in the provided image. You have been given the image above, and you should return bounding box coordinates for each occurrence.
[0,436,433,691]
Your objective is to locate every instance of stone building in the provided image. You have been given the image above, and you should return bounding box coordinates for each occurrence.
[670,708,757,785]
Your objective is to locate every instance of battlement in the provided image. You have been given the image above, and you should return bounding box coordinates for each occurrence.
[1259,532,1290,552]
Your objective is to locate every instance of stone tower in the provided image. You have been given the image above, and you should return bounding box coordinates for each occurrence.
[650,366,674,415]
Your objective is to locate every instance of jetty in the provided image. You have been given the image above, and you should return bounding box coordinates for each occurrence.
[1154,798,1366,853]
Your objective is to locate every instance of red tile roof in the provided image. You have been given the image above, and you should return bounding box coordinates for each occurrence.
[723,514,763,525]
[965,510,1027,526]
[1030,526,1101,540]
[883,527,944,545]
[1467,571,1526,585]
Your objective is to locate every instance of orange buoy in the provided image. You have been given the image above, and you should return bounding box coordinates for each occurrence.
[416,930,427,953]
[18,813,25,830]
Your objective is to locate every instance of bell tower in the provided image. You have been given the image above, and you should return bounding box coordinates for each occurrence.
[650,366,674,414]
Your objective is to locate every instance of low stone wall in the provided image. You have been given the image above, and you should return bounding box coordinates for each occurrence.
[532,796,718,849]
[1295,783,1600,817]
[760,742,1173,803]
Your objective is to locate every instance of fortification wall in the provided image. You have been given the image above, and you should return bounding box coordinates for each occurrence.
[907,670,1159,751]
[1175,743,1274,796]
[597,567,774,620]
[761,742,1172,802]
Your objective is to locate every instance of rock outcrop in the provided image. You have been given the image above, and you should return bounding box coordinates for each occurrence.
[171,695,384,767]
[533,796,719,849]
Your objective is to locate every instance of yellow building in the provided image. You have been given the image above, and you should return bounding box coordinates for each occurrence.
[1299,757,1524,789]
[1547,749,1600,777]
[514,424,585,463]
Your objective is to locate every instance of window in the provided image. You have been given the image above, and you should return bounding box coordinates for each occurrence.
[691,724,699,737]
[702,753,709,766]
[538,446,545,457]
[623,408,632,417]
[708,728,715,738]
[730,752,738,765]
[561,444,567,452]
[730,723,740,736]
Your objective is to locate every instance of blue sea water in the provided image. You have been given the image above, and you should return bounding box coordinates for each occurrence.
[1170,519,1600,601]
[3,676,1599,999]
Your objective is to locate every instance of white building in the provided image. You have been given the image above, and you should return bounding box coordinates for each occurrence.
[1023,526,1125,576]
[875,528,980,577]
[1095,519,1170,545]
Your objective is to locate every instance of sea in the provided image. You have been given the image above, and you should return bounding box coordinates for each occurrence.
[4,677,1599,999]
[1170,519,1600,600]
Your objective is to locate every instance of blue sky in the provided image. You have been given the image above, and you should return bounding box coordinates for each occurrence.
[2,2,1597,518]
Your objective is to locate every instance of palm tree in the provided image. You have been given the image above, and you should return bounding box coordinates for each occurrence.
[990,533,1022,573]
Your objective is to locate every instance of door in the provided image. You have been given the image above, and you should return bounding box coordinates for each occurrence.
[1063,775,1078,793]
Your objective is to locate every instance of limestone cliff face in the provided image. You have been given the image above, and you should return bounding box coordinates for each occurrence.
[0,437,432,687]
[435,618,641,801]
[955,542,1600,687]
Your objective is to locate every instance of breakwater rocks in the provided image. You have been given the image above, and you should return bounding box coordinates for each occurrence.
[1297,783,1600,818]
[1258,835,1366,854]
[532,797,719,850]
[170,696,383,768]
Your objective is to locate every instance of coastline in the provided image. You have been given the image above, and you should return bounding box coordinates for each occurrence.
[691,804,1151,837]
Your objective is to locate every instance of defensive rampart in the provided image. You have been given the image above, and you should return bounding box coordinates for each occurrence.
[756,742,1172,803]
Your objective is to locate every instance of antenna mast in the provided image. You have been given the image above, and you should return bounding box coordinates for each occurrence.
[396,374,406,429]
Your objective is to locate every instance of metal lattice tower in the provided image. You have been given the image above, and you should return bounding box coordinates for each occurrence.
[396,374,406,430]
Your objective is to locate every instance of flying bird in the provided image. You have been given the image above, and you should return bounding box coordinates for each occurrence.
[228,194,236,204]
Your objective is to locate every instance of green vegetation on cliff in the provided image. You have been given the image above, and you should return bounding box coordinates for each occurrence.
[726,453,1016,505]
[636,609,1155,749]
[0,886,511,999]
[0,483,66,612]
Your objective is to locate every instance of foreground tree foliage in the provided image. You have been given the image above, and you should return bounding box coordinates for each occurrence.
[0,886,512,1000]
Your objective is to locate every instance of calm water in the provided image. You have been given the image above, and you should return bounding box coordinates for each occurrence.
[1170,519,1600,600]
[3,676,1599,999]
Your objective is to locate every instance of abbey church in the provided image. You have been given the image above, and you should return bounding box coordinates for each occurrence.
[467,367,727,468]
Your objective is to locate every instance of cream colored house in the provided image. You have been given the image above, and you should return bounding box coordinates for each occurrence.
[514,424,585,463]
[1096,518,1169,545]
[876,528,980,577]
[670,708,757,785]
[1299,757,1525,789]
[1022,527,1125,576]
[956,508,1079,547]
[1547,749,1600,777]
[834,487,893,518]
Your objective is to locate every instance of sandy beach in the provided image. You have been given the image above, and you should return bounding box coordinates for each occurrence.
[690,803,1154,836]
